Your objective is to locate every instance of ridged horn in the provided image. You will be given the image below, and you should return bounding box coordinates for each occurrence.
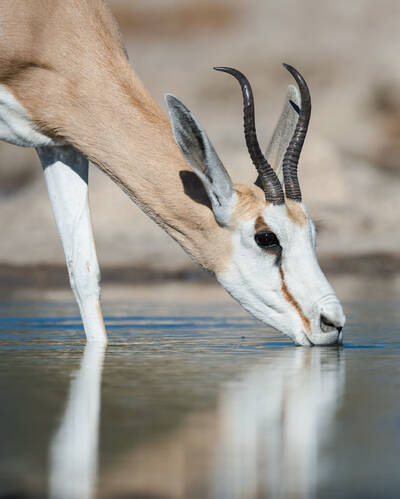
[281,64,311,202]
[214,66,284,205]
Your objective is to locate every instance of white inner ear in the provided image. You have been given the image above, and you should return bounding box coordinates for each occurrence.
[265,84,301,184]
[165,93,235,226]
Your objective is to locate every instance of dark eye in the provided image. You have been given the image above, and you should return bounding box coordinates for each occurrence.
[254,231,281,250]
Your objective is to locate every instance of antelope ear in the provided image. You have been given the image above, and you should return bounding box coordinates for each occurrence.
[165,94,235,226]
[265,84,301,184]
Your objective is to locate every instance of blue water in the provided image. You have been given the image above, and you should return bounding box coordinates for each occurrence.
[0,299,399,498]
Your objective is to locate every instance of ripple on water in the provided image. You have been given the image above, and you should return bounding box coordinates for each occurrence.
[0,299,399,498]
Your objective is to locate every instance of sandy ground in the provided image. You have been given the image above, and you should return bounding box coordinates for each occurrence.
[6,271,400,307]
[1,0,400,276]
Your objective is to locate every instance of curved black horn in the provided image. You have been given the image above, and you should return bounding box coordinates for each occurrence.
[214,67,284,205]
[281,64,311,202]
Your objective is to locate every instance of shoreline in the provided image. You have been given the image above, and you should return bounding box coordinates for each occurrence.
[0,252,400,290]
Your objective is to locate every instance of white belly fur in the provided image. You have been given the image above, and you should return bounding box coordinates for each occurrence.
[0,84,62,148]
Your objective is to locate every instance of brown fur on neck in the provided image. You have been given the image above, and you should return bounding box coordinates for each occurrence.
[0,1,280,277]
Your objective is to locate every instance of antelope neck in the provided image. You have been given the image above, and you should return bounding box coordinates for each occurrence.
[56,71,230,273]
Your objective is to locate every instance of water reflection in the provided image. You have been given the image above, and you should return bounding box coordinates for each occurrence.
[2,300,400,498]
[212,348,345,499]
[45,341,345,499]
[49,342,105,499]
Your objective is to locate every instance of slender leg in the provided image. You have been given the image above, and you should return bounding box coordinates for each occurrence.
[37,145,107,343]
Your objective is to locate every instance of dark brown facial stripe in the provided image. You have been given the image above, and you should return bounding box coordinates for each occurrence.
[254,216,270,232]
[279,266,311,333]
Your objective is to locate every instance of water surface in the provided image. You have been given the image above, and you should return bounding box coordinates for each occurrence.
[0,298,399,498]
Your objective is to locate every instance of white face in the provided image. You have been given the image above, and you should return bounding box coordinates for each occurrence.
[217,201,345,346]
[166,88,345,346]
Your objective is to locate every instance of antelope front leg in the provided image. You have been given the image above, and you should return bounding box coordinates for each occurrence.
[37,145,107,343]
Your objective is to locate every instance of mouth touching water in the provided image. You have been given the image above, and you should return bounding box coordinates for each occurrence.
[167,64,345,346]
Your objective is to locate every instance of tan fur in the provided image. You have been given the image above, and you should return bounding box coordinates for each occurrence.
[192,185,270,274]
[233,185,267,222]
[279,267,311,333]
[0,1,274,276]
[285,199,307,226]
[0,1,217,269]
[254,216,270,233]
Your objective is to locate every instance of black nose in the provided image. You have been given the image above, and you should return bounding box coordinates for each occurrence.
[320,314,342,333]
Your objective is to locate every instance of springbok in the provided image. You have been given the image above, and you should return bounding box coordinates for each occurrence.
[0,0,345,345]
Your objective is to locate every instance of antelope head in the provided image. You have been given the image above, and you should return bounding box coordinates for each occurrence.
[166,64,345,346]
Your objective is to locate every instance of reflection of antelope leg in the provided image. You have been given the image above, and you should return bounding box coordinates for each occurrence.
[37,145,106,342]
[49,342,106,499]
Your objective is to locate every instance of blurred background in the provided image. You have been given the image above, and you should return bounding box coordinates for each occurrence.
[2,4,400,498]
[1,0,400,298]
